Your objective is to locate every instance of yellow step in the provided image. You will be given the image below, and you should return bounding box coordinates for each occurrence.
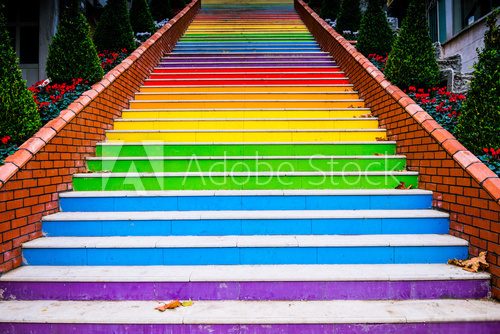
[120,109,371,119]
[128,100,366,109]
[113,119,379,130]
[106,130,387,142]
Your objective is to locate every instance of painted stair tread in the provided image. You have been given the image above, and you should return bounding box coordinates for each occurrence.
[88,155,405,160]
[0,264,488,282]
[43,209,448,221]
[1,300,499,325]
[59,189,433,198]
[22,234,467,248]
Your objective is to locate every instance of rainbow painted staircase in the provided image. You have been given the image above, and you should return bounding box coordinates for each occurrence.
[1,0,499,332]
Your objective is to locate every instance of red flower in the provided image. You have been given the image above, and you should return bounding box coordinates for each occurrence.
[483,148,490,154]
[1,136,11,145]
[409,86,416,92]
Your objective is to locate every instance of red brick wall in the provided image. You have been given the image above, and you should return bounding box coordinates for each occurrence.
[0,0,201,273]
[295,0,500,298]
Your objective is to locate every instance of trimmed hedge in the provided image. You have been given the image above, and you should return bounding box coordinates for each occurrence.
[150,0,172,21]
[356,0,393,56]
[385,0,439,88]
[336,0,361,34]
[94,0,136,51]
[46,0,103,84]
[130,0,156,34]
[0,7,41,144]
[455,11,500,154]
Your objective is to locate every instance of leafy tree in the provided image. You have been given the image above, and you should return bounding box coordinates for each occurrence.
[46,0,103,84]
[384,0,439,88]
[171,0,188,11]
[336,0,361,34]
[356,0,393,56]
[94,0,135,51]
[308,0,322,11]
[320,0,341,20]
[0,7,41,143]
[130,0,156,34]
[150,0,172,20]
[455,11,500,154]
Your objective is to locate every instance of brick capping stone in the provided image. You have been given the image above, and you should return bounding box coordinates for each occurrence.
[295,0,500,297]
[0,0,200,273]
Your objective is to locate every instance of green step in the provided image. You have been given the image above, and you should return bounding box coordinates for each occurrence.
[96,143,397,158]
[86,156,406,173]
[72,172,418,191]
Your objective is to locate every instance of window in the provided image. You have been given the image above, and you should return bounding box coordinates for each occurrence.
[6,0,40,64]
[453,0,499,34]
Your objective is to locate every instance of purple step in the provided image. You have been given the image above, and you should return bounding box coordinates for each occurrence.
[0,280,490,301]
[2,322,499,334]
[160,57,333,62]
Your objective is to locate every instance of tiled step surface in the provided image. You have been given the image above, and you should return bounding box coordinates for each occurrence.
[2,0,497,331]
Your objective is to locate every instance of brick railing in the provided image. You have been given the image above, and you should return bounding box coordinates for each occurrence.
[0,0,201,273]
[295,0,500,297]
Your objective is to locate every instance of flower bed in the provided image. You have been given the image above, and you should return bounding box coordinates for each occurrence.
[98,49,130,73]
[368,53,499,176]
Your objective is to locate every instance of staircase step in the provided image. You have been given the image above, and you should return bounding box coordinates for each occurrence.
[105,129,386,142]
[157,61,335,67]
[86,155,406,173]
[112,118,378,130]
[138,85,354,93]
[144,78,351,85]
[96,142,396,157]
[42,209,447,236]
[0,264,489,300]
[22,234,468,265]
[151,67,340,73]
[71,171,418,191]
[134,92,360,100]
[59,189,434,212]
[1,300,499,332]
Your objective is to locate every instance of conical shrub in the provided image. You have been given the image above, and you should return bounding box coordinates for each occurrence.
[336,0,361,34]
[320,0,341,20]
[356,0,393,56]
[455,11,500,154]
[130,0,156,34]
[150,0,172,21]
[94,0,135,51]
[0,8,41,143]
[46,0,103,84]
[384,0,439,88]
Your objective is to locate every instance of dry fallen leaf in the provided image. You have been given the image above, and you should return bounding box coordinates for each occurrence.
[181,300,194,307]
[395,182,412,190]
[359,113,373,118]
[155,300,182,312]
[448,251,489,273]
[375,137,388,142]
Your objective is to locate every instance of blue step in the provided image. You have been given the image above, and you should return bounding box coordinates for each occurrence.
[58,190,434,212]
[42,211,449,237]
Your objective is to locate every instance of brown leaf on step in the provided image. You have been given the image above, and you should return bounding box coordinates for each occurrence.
[375,137,388,141]
[359,113,373,118]
[395,182,412,190]
[448,251,489,273]
[374,153,383,156]
[155,300,182,312]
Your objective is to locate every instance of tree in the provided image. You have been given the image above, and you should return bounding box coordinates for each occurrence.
[46,0,103,84]
[171,0,188,11]
[0,7,41,143]
[130,0,156,34]
[150,0,172,21]
[320,0,341,20]
[94,0,135,51]
[356,0,393,56]
[336,0,361,34]
[384,0,439,88]
[455,11,500,154]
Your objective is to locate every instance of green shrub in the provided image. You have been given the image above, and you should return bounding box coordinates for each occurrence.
[0,8,41,144]
[150,0,172,21]
[320,0,341,20]
[171,0,188,11]
[336,0,361,34]
[130,0,156,34]
[356,0,393,56]
[46,0,103,84]
[455,11,500,155]
[94,0,135,51]
[384,0,439,88]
